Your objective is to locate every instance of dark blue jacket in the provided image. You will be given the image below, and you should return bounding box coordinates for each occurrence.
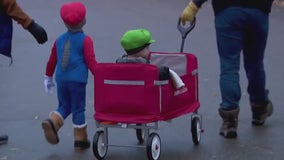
[0,6,13,58]
[193,0,274,15]
[212,0,274,15]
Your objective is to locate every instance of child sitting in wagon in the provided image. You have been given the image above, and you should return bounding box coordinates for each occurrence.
[116,28,184,88]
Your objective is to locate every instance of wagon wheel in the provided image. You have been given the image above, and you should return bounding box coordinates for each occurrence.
[191,116,202,145]
[93,130,108,160]
[146,133,161,160]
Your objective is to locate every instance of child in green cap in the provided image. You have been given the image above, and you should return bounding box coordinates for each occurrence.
[116,29,170,80]
[116,29,185,88]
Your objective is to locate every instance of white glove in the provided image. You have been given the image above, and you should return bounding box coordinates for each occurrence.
[44,75,55,94]
[169,69,185,89]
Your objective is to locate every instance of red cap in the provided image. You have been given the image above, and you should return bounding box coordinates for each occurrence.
[60,2,86,26]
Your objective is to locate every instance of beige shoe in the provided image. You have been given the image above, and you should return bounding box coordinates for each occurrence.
[41,112,63,144]
[74,126,90,150]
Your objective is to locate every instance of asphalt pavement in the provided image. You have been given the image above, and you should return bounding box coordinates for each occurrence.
[1,0,284,160]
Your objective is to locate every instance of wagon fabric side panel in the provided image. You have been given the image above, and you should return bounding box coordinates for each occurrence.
[94,63,161,124]
[150,52,200,120]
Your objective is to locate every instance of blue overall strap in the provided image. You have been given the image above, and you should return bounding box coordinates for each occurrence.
[0,6,13,63]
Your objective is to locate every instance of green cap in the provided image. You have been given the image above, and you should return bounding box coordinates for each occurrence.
[120,29,156,53]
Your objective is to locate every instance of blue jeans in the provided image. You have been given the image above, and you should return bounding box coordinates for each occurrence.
[56,82,87,126]
[215,7,269,109]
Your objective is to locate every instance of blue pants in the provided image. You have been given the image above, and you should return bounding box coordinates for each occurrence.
[214,7,269,109]
[56,82,87,126]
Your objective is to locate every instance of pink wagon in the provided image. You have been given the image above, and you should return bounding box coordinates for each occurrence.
[92,19,203,160]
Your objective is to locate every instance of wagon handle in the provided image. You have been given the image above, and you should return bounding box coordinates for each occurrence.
[177,17,196,53]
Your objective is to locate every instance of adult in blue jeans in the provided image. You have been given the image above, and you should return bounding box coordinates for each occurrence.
[181,0,274,138]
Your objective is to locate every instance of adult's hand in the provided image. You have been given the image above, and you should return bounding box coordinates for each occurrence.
[27,20,48,44]
[181,1,199,25]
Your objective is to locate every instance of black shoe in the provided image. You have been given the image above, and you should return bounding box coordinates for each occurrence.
[0,134,8,145]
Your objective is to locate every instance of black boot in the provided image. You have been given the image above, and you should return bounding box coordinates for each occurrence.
[0,134,8,144]
[219,108,239,138]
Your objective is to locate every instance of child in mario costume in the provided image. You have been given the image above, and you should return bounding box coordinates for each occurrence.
[41,1,97,150]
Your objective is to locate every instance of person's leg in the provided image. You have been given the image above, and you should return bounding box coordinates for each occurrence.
[214,7,246,138]
[69,82,89,150]
[243,8,273,125]
[42,82,70,144]
[0,134,8,144]
[215,7,244,110]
